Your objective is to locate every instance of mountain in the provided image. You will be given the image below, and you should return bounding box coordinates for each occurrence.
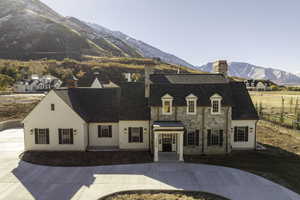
[296,72,300,78]
[198,62,300,85]
[0,0,194,68]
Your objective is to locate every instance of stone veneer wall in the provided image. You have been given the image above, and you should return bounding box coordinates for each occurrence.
[150,106,232,155]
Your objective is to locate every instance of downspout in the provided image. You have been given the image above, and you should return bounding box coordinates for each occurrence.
[86,123,90,151]
[201,107,205,154]
[225,107,229,153]
[254,120,258,149]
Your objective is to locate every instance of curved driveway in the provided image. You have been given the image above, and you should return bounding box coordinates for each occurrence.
[0,129,299,200]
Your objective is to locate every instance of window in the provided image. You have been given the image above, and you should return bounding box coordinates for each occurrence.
[234,127,249,142]
[163,100,172,114]
[128,127,143,143]
[187,132,195,145]
[98,125,112,138]
[212,100,219,113]
[207,129,223,146]
[186,94,198,114]
[161,94,173,115]
[51,104,55,111]
[58,129,73,144]
[184,130,200,146]
[35,128,49,144]
[210,94,222,114]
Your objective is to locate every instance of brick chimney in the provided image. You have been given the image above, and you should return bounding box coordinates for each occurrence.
[145,65,154,98]
[213,60,228,77]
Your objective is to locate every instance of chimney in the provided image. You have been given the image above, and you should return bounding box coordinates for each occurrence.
[213,60,228,77]
[145,65,154,98]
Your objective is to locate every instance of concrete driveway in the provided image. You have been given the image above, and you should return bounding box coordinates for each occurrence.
[0,129,300,200]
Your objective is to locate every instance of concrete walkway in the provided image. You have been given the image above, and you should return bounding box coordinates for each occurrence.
[0,129,300,200]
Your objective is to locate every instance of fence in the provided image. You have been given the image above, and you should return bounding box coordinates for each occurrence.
[260,112,300,130]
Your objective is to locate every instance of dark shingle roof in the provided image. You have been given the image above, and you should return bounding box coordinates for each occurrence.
[150,74,229,84]
[119,83,150,120]
[149,83,234,107]
[54,88,120,122]
[230,82,259,120]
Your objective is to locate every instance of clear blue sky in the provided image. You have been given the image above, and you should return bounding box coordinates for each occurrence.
[40,0,300,72]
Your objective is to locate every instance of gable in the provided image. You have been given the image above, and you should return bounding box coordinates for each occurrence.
[22,90,86,124]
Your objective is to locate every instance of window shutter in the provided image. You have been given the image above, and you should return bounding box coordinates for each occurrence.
[128,127,132,143]
[98,125,102,137]
[245,127,249,142]
[183,129,187,146]
[58,129,62,144]
[140,127,143,143]
[46,129,50,144]
[234,127,238,142]
[195,130,200,146]
[207,129,211,146]
[109,126,112,137]
[70,129,74,144]
[34,129,38,144]
[219,130,224,146]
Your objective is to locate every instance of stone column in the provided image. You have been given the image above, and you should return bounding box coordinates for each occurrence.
[177,134,180,155]
[154,132,158,162]
[179,132,184,161]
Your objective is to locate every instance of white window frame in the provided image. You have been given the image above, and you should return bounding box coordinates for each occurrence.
[186,94,198,115]
[210,94,222,115]
[161,94,173,115]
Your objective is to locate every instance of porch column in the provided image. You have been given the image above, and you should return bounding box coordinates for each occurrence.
[154,132,159,162]
[177,134,180,155]
[179,132,184,161]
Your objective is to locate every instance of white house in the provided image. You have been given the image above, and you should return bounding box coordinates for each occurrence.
[23,60,259,162]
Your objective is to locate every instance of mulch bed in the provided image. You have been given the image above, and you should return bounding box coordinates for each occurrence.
[20,150,153,166]
[100,190,229,200]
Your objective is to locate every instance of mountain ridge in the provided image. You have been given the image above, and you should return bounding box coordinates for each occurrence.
[198,62,300,84]
[0,0,194,68]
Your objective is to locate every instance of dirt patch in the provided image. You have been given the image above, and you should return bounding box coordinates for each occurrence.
[257,120,300,155]
[100,191,229,200]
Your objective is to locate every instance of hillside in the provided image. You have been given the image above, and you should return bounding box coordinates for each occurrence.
[198,62,300,85]
[0,0,194,68]
[0,57,200,90]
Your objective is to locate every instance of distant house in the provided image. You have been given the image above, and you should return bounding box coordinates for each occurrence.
[14,75,62,93]
[23,60,259,162]
[244,79,274,91]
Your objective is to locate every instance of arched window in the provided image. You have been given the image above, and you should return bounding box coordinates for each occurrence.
[161,94,173,115]
[185,94,198,115]
[210,93,222,114]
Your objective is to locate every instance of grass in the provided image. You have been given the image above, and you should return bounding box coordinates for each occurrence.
[185,120,300,194]
[101,190,229,200]
[20,151,153,166]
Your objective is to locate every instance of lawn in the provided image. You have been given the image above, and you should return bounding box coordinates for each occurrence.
[101,190,229,200]
[185,120,300,194]
[20,150,153,166]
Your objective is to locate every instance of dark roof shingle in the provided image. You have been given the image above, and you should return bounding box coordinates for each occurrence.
[150,74,229,84]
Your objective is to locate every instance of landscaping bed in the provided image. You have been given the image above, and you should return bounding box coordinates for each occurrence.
[100,190,229,200]
[20,150,153,166]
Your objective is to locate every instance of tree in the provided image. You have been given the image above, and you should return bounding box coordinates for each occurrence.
[0,74,14,90]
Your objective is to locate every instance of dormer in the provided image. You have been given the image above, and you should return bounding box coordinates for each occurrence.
[161,94,173,115]
[186,94,198,115]
[210,93,222,115]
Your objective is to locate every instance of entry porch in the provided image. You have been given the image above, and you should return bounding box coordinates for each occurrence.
[153,121,184,162]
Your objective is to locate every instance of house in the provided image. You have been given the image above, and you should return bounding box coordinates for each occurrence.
[23,60,259,162]
[14,75,62,93]
[244,79,273,91]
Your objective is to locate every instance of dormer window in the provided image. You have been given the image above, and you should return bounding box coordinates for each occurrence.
[186,94,198,115]
[210,94,222,114]
[161,94,173,115]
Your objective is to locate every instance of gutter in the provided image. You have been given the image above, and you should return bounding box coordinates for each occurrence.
[225,107,229,153]
[254,120,259,150]
[86,123,90,151]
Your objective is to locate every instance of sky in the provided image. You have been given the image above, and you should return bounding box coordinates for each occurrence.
[40,0,300,73]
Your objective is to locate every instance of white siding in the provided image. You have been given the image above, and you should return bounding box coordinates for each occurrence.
[119,121,150,149]
[231,120,257,150]
[89,123,119,146]
[23,90,87,151]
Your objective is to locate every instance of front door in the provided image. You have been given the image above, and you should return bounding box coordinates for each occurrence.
[162,135,172,152]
